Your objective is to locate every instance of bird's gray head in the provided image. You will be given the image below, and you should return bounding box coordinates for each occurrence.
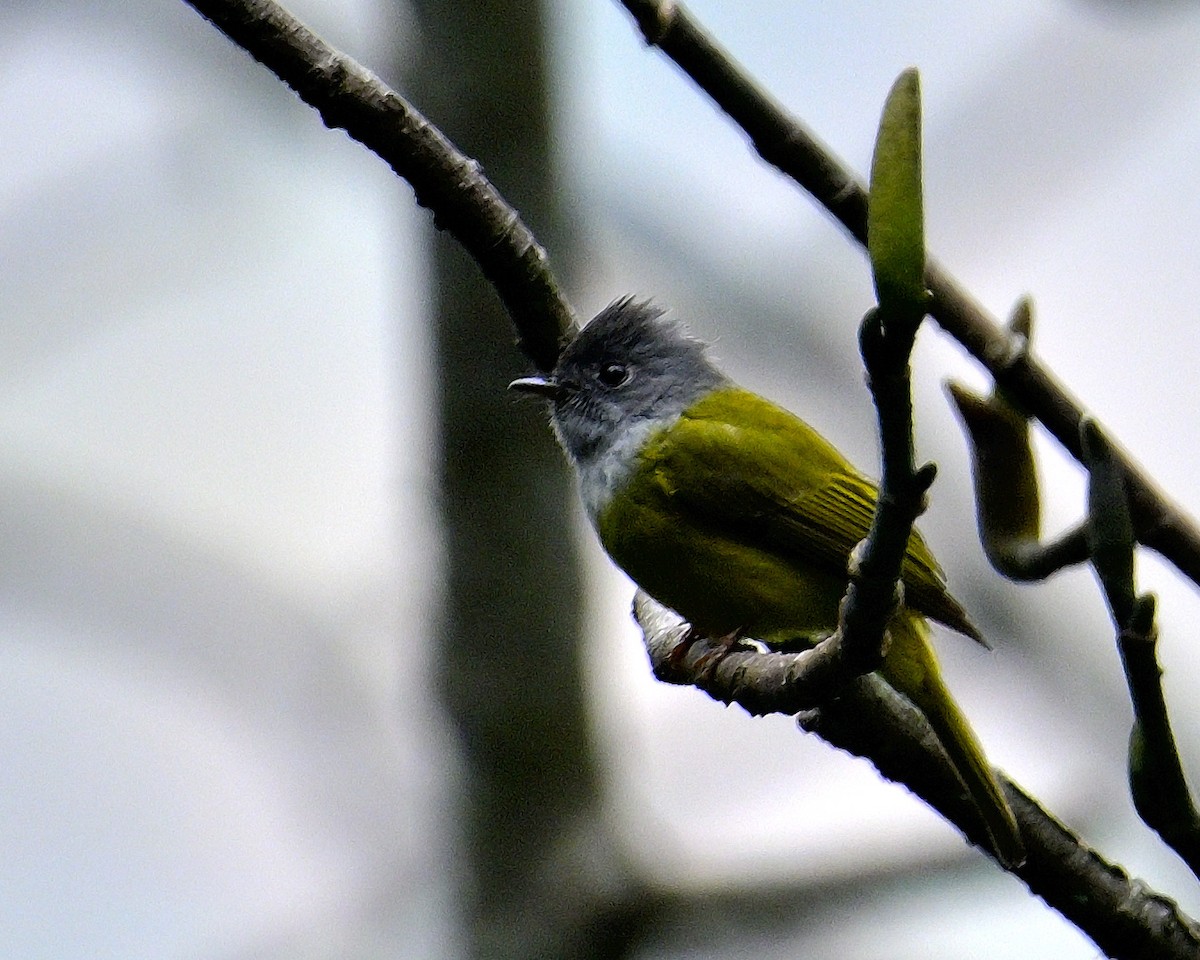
[510,298,727,477]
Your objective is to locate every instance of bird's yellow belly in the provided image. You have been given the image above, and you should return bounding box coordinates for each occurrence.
[596,477,845,645]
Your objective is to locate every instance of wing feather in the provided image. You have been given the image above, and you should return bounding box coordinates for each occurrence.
[642,387,980,639]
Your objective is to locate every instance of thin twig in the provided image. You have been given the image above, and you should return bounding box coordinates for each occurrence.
[616,0,1200,587]
[1084,421,1200,877]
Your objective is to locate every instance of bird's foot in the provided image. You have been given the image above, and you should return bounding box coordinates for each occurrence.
[690,627,747,683]
[665,626,704,670]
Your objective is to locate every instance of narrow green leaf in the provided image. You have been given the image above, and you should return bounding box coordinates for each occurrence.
[868,68,925,308]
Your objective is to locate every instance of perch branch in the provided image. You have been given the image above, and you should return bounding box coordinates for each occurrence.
[637,592,1200,960]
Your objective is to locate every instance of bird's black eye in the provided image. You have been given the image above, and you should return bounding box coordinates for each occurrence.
[598,362,630,388]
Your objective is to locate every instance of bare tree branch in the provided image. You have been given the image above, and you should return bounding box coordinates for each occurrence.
[616,0,1200,588]
[184,0,576,371]
[636,593,1200,960]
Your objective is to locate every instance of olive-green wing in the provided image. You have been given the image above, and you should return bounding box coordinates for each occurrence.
[643,386,980,640]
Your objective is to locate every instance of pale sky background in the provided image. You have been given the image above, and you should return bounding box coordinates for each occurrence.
[3,1,1200,957]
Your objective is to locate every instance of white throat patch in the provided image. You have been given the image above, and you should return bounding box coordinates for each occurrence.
[572,414,673,525]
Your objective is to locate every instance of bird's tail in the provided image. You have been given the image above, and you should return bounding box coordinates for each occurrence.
[884,613,1025,868]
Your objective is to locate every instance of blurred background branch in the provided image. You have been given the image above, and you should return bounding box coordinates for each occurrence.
[402,0,640,955]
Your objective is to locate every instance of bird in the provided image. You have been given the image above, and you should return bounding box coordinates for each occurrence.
[510,296,1023,867]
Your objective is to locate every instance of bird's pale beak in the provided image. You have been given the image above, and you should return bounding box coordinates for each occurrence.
[508,375,563,400]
